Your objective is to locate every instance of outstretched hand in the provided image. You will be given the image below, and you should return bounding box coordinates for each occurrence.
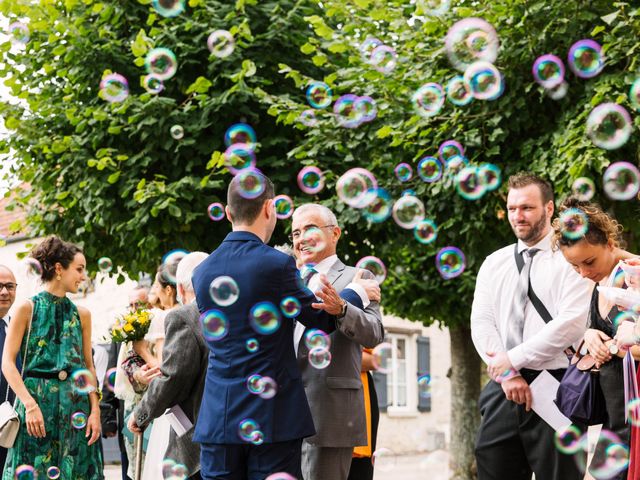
[312,274,346,315]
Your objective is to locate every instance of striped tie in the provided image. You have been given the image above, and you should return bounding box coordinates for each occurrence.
[506,248,540,349]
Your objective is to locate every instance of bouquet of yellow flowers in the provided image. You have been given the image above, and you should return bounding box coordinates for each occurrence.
[110,308,153,343]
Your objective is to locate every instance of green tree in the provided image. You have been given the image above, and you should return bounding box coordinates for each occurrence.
[2,0,640,478]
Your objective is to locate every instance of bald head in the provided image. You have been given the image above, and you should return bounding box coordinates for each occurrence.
[0,265,16,317]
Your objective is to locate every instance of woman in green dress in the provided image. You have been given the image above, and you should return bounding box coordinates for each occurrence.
[2,236,104,479]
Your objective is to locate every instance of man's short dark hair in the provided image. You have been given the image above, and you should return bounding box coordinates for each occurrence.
[507,172,554,204]
[227,171,275,225]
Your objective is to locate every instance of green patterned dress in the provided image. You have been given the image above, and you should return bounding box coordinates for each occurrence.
[2,291,104,480]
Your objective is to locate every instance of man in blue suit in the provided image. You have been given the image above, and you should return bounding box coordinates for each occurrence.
[192,172,365,479]
[0,265,18,471]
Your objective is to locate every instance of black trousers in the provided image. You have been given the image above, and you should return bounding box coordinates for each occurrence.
[475,373,584,480]
[348,372,380,480]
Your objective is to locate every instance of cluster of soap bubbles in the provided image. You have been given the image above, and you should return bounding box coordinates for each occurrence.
[302,82,378,129]
[305,328,332,369]
[246,373,278,399]
[555,426,629,479]
[238,418,264,445]
[360,37,398,74]
[162,457,189,480]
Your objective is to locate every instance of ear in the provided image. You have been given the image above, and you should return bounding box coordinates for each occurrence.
[546,200,555,217]
[333,225,342,242]
[225,205,233,223]
[264,199,274,219]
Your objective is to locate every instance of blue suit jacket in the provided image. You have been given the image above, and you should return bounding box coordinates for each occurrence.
[192,231,362,445]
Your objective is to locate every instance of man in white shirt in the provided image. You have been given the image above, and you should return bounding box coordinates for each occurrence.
[0,265,17,470]
[471,173,592,480]
[291,203,384,480]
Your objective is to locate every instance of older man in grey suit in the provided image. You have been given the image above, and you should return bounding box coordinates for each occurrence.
[129,252,209,480]
[291,204,385,480]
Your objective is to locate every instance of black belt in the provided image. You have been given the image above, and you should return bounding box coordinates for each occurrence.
[24,370,69,381]
[520,368,566,384]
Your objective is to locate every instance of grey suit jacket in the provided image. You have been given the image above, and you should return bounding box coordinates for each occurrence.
[134,302,208,476]
[297,258,384,447]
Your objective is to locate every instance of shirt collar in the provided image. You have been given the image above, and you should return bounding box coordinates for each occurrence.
[517,230,553,255]
[2,316,9,327]
[308,254,339,276]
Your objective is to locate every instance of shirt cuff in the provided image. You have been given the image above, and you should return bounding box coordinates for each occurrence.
[507,346,527,372]
[346,282,370,309]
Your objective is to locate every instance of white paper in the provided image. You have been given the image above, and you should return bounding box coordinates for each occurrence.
[529,370,572,431]
[165,405,193,437]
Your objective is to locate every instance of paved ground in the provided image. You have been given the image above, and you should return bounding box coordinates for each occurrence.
[103,452,449,479]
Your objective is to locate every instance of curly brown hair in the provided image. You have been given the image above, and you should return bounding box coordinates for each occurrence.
[30,235,83,282]
[551,197,624,250]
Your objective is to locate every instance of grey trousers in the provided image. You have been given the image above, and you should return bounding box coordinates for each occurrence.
[301,441,353,480]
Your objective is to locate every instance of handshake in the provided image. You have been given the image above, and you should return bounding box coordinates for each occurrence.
[312,270,381,316]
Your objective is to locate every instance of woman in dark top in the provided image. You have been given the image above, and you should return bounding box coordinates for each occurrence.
[553,198,640,479]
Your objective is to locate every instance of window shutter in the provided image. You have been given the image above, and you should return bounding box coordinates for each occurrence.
[417,336,431,412]
[371,371,388,412]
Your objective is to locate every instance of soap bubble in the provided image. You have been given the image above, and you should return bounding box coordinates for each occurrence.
[446,75,473,106]
[200,310,229,341]
[207,30,235,58]
[418,374,432,398]
[336,168,378,208]
[72,369,96,395]
[602,162,640,200]
[71,411,88,429]
[8,22,30,46]
[266,474,296,480]
[360,37,383,61]
[104,367,117,392]
[464,61,504,100]
[355,256,387,284]
[417,156,443,183]
[412,83,445,117]
[334,94,364,129]
[572,178,596,201]
[305,329,331,350]
[363,189,393,223]
[394,163,413,182]
[308,346,332,369]
[477,163,502,191]
[306,82,333,109]
[629,79,640,111]
[456,166,486,200]
[355,96,378,123]
[170,125,184,140]
[370,45,398,74]
[372,342,393,373]
[236,169,266,199]
[142,74,164,94]
[15,465,37,479]
[152,0,185,17]
[417,0,450,16]
[224,123,257,150]
[280,296,301,318]
[568,39,604,79]
[436,247,466,279]
[24,258,43,278]
[249,302,281,335]
[298,109,319,127]
[297,166,325,195]
[392,196,425,229]
[414,220,438,244]
[209,276,240,307]
[445,17,499,71]
[259,376,278,399]
[46,466,61,479]
[238,418,261,443]
[208,202,226,221]
[274,195,294,220]
[558,208,589,240]
[224,143,256,175]
[627,398,640,427]
[554,424,583,454]
[246,338,259,353]
[532,54,565,89]
[100,73,129,103]
[145,48,177,80]
[586,103,632,150]
[547,81,569,100]
[161,249,188,284]
[438,140,465,163]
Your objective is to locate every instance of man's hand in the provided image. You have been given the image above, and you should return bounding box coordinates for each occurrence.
[127,412,142,434]
[501,376,532,411]
[353,269,381,302]
[486,351,515,381]
[313,274,345,315]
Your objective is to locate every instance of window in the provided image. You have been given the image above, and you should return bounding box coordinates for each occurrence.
[386,334,411,411]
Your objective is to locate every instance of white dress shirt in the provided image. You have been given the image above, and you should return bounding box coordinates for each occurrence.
[471,231,592,371]
[293,254,370,351]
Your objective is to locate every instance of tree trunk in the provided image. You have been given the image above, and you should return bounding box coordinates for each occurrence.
[449,324,482,480]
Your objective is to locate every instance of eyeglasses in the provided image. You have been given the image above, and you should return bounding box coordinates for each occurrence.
[288,225,335,242]
[0,283,17,293]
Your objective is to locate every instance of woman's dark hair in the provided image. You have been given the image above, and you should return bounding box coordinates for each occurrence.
[552,197,624,250]
[156,262,178,303]
[30,235,83,282]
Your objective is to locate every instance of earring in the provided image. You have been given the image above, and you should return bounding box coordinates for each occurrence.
[56,274,61,281]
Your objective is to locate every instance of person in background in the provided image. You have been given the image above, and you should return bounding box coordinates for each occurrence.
[2,235,104,479]
[129,252,209,480]
[553,198,640,480]
[348,349,379,480]
[0,265,18,472]
[471,174,591,480]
